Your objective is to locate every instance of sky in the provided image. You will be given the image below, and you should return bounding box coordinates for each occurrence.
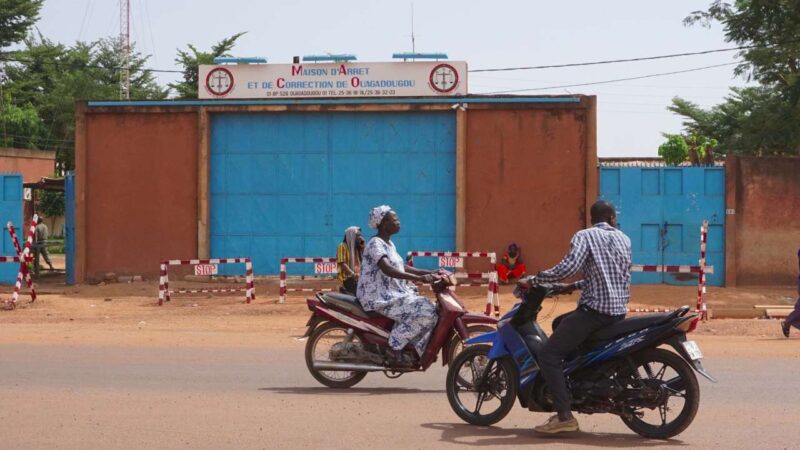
[34,0,753,157]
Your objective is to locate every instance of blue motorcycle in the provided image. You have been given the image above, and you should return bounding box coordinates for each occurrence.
[445,282,716,439]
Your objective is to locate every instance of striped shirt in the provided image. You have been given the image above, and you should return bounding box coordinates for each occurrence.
[536,222,632,316]
[336,242,358,284]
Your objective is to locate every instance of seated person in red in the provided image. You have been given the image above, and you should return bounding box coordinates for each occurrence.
[497,242,526,284]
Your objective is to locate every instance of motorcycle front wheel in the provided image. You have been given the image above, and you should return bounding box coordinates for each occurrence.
[446,324,496,365]
[619,348,700,439]
[446,344,517,426]
[304,322,368,388]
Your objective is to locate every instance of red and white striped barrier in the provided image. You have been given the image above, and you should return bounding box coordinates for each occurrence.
[2,217,38,309]
[279,257,337,303]
[158,257,254,305]
[698,220,709,320]
[628,307,682,313]
[628,220,712,318]
[407,251,500,318]
[631,264,714,274]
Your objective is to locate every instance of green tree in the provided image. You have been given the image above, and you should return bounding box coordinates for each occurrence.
[0,101,43,148]
[658,134,689,165]
[685,1,800,100]
[669,86,800,155]
[0,0,43,48]
[670,1,800,155]
[2,35,167,168]
[38,189,64,218]
[169,32,246,99]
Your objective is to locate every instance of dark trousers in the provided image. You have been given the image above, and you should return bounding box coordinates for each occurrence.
[539,306,624,415]
[32,243,53,275]
[341,276,357,295]
[787,297,800,330]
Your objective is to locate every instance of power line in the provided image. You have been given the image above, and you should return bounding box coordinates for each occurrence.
[476,62,740,95]
[0,55,183,73]
[467,42,785,73]
[0,40,778,79]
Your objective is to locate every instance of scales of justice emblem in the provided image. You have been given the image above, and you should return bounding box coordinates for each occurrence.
[205,67,234,97]
[429,63,459,93]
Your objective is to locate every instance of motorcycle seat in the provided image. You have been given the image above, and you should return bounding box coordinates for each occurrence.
[588,308,686,342]
[319,292,384,320]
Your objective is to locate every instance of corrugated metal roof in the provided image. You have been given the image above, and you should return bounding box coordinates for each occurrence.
[598,157,724,167]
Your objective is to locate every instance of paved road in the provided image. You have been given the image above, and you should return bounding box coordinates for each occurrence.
[0,342,797,449]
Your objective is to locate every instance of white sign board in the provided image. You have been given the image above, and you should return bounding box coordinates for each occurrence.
[438,256,464,268]
[314,262,338,274]
[194,264,218,276]
[198,61,467,99]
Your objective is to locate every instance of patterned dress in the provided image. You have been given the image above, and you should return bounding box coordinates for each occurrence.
[356,237,438,356]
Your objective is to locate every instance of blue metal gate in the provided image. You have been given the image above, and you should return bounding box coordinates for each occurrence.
[599,166,725,286]
[0,174,22,284]
[210,111,457,274]
[65,172,75,285]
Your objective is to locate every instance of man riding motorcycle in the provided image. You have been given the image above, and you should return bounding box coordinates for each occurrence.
[517,200,632,434]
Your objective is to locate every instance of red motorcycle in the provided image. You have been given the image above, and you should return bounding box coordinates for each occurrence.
[303,274,497,388]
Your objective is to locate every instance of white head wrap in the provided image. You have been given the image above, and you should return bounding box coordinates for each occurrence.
[368,205,392,229]
[343,226,361,269]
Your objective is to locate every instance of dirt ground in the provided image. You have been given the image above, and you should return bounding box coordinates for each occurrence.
[2,276,799,449]
[0,275,797,347]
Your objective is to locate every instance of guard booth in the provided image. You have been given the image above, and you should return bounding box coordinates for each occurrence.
[599,160,725,286]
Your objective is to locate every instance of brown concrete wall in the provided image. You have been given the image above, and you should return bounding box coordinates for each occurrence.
[83,112,198,278]
[0,148,55,182]
[464,101,593,273]
[727,155,800,285]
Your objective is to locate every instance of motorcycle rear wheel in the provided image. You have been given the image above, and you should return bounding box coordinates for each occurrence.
[446,344,517,426]
[305,322,368,388]
[620,348,700,439]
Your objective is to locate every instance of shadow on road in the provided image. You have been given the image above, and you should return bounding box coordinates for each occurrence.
[420,422,688,447]
[260,386,444,396]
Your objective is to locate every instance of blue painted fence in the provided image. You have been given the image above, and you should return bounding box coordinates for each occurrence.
[210,111,456,275]
[0,174,22,284]
[599,166,725,286]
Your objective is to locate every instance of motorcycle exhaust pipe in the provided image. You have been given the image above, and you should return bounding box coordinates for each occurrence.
[312,361,388,372]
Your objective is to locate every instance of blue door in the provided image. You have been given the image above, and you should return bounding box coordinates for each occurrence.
[599,167,725,286]
[0,174,22,284]
[210,111,456,274]
[65,172,76,285]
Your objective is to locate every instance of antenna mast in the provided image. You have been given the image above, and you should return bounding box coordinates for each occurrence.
[411,3,416,53]
[119,0,131,100]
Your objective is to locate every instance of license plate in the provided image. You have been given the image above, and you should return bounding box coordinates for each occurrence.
[682,340,703,360]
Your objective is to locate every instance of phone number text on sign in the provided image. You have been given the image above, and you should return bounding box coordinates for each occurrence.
[194,264,218,276]
[314,262,338,274]
[438,256,463,268]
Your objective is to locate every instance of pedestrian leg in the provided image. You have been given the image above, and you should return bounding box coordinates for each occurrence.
[538,308,619,417]
[496,264,510,283]
[32,245,41,276]
[786,298,800,331]
[510,263,527,279]
[42,246,54,270]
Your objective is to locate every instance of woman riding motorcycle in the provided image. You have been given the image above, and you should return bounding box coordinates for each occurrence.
[356,205,439,367]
